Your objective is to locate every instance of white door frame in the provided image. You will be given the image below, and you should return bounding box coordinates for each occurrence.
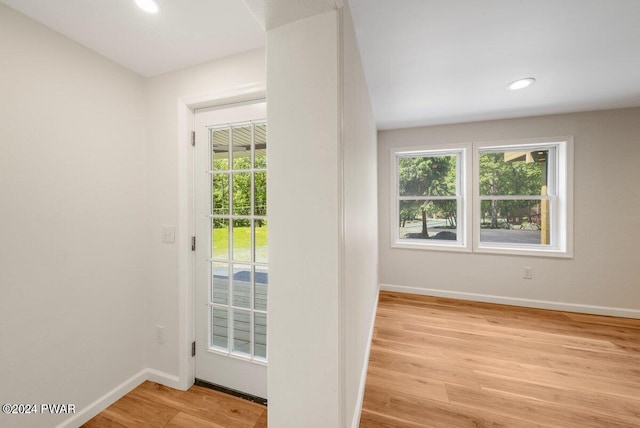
[175,82,267,391]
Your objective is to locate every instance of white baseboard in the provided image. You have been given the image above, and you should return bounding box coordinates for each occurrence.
[56,369,147,428]
[57,368,182,428]
[146,368,182,390]
[350,285,380,428]
[380,283,640,319]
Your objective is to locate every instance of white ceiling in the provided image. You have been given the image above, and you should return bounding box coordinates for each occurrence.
[3,0,640,129]
[349,0,640,129]
[0,0,265,77]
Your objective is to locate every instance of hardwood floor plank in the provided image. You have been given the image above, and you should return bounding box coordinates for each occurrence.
[520,363,640,400]
[375,325,559,367]
[129,382,263,427]
[473,370,640,420]
[361,384,391,414]
[365,365,449,403]
[532,349,640,379]
[566,312,640,329]
[82,415,129,428]
[379,299,496,324]
[83,382,266,428]
[360,409,430,428]
[560,343,640,366]
[372,336,532,381]
[444,318,624,351]
[360,291,640,428]
[92,394,179,428]
[369,336,448,360]
[484,315,640,350]
[386,387,548,428]
[252,409,267,428]
[375,306,452,327]
[368,346,481,388]
[446,382,638,428]
[165,412,225,428]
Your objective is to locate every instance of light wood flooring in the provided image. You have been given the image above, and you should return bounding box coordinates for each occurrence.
[359,291,640,428]
[82,381,266,428]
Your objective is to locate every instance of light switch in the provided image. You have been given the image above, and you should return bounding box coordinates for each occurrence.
[161,225,176,243]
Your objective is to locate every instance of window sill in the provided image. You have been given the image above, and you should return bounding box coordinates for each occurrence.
[391,240,573,258]
[473,244,573,259]
[392,240,471,253]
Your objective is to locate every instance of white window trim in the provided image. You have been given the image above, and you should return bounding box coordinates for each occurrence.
[472,136,574,258]
[390,144,472,253]
[390,137,573,258]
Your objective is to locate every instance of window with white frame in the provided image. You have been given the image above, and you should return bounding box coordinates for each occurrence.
[474,138,573,257]
[392,147,470,251]
[391,137,573,257]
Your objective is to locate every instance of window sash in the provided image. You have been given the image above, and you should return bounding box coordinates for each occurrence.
[475,142,562,253]
[396,197,463,244]
[478,145,558,198]
[392,147,469,251]
[396,152,460,198]
[399,195,461,201]
[478,197,556,247]
[478,195,555,201]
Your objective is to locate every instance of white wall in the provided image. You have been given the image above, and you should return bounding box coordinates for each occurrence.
[379,108,640,316]
[0,3,378,427]
[341,2,379,428]
[143,49,266,383]
[267,4,379,427]
[267,10,342,427]
[0,4,147,427]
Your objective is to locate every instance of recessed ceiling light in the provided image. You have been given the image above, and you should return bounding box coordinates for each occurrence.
[507,78,536,91]
[135,0,159,14]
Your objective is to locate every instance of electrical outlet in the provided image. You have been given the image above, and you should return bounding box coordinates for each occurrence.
[523,267,533,280]
[156,325,165,344]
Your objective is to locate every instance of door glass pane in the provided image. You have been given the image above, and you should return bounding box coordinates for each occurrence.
[398,155,457,197]
[232,173,251,215]
[480,199,548,245]
[254,266,268,311]
[233,220,251,262]
[208,121,267,360]
[254,313,267,359]
[212,307,228,349]
[212,263,229,305]
[399,200,458,241]
[232,264,251,309]
[232,310,251,356]
[211,129,229,170]
[479,150,549,196]
[254,172,267,216]
[254,220,268,263]
[232,126,252,170]
[212,173,229,215]
[212,219,229,260]
[254,123,267,169]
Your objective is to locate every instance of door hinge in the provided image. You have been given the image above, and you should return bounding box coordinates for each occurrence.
[191,341,196,357]
[191,130,195,146]
[191,236,196,251]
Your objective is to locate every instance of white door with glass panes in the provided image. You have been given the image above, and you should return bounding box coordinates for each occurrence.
[194,101,267,399]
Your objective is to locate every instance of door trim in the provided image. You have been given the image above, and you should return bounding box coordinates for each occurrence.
[176,82,267,391]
